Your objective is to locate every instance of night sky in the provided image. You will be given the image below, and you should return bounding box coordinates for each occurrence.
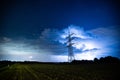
[0,0,120,62]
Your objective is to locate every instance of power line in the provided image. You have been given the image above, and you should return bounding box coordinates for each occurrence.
[66,27,75,62]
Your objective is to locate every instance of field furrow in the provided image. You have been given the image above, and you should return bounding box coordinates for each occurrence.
[0,63,119,80]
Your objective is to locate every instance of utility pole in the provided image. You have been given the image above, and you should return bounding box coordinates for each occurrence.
[66,28,75,62]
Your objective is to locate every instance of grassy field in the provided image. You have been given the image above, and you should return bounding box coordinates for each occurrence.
[0,63,119,80]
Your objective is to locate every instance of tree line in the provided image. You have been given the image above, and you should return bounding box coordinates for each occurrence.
[71,56,120,64]
[0,56,120,64]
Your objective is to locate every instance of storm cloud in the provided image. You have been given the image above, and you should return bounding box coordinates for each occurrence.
[0,25,120,62]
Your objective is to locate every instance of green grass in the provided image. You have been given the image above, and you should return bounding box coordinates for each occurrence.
[0,63,119,80]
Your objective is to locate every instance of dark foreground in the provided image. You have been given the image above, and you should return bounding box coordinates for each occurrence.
[0,63,119,80]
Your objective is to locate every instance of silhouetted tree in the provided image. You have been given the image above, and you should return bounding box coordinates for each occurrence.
[99,56,120,63]
[94,58,99,63]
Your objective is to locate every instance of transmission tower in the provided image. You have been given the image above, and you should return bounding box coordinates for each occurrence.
[66,28,75,62]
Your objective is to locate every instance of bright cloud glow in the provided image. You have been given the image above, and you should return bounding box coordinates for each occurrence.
[29,56,33,59]
[58,25,119,60]
[60,25,101,51]
[61,25,91,39]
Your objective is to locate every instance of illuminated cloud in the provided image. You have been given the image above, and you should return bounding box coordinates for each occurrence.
[61,25,91,39]
[58,25,120,60]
